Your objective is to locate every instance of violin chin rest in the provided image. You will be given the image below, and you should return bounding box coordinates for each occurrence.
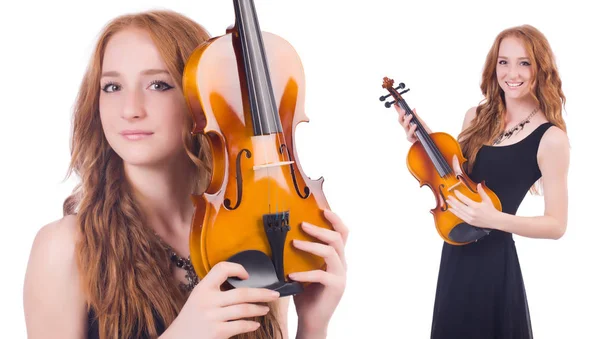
[448,222,491,244]
[225,250,303,297]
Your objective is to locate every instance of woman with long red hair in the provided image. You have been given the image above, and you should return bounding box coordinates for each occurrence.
[397,25,569,338]
[23,10,348,339]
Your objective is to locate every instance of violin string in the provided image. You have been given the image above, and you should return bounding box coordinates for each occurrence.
[423,129,452,175]
[255,31,286,215]
[251,34,284,215]
[420,121,452,175]
[266,84,282,216]
[255,31,280,215]
[271,89,292,217]
[268,84,286,217]
[397,95,451,176]
[240,10,273,213]
[415,125,445,174]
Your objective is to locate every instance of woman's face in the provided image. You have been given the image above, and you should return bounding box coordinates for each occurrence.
[99,28,188,167]
[496,36,534,100]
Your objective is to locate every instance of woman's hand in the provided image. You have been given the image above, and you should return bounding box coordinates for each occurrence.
[288,210,349,339]
[447,184,502,230]
[395,105,432,143]
[446,156,502,229]
[162,262,280,339]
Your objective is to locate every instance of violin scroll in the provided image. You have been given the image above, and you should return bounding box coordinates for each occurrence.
[380,76,410,108]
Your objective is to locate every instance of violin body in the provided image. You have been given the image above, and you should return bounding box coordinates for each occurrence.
[381,77,502,245]
[183,1,332,293]
[406,132,502,245]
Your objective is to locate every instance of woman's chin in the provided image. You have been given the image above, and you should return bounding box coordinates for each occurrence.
[502,88,529,100]
[116,150,174,169]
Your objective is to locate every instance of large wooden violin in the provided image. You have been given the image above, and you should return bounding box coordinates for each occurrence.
[380,77,502,245]
[182,0,333,296]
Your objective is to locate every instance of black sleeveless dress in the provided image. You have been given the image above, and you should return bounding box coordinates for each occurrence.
[430,122,554,339]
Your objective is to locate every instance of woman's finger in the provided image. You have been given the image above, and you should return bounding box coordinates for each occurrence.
[323,210,349,244]
[203,261,249,288]
[452,191,474,207]
[394,104,405,117]
[408,122,418,140]
[302,222,346,269]
[447,197,466,212]
[451,155,464,175]
[292,240,345,276]
[217,303,270,322]
[402,114,413,129]
[448,207,469,223]
[288,269,338,287]
[219,288,280,307]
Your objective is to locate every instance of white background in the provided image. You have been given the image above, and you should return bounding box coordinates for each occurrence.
[2,0,598,338]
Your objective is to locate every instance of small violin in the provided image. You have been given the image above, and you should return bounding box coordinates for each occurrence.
[182,0,333,296]
[380,77,502,245]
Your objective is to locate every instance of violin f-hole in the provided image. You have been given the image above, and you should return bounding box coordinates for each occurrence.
[224,149,252,210]
[457,175,478,194]
[279,144,310,199]
[438,184,449,211]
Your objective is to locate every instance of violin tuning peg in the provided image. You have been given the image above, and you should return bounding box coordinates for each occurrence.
[385,100,397,108]
[395,83,406,90]
[380,93,392,101]
[399,88,410,95]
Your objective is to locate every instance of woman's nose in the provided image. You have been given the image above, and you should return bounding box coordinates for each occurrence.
[121,88,146,120]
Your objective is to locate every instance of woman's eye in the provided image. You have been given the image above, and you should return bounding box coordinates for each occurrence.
[521,61,531,66]
[102,83,121,93]
[148,81,174,91]
[498,60,507,65]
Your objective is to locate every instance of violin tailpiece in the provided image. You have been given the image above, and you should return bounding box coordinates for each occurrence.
[263,211,291,282]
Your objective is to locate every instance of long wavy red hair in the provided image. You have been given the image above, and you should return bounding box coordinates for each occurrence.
[458,24,567,191]
[62,10,281,339]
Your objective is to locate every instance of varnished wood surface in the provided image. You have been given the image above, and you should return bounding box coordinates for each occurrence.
[407,132,502,245]
[183,32,333,282]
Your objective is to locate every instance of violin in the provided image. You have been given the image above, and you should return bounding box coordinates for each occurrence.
[182,0,333,296]
[380,77,502,245]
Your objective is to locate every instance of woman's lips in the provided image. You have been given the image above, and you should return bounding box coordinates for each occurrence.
[120,130,154,140]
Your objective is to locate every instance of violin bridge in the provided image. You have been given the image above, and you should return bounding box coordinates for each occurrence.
[447,181,462,191]
[447,175,477,194]
[253,161,295,170]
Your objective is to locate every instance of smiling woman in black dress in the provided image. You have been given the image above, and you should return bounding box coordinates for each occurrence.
[396,24,570,339]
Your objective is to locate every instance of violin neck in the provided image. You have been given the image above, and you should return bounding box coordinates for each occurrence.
[396,98,453,177]
[233,0,282,136]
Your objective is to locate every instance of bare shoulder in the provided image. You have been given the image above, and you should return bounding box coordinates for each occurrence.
[461,106,478,131]
[25,215,80,276]
[539,125,570,156]
[540,125,569,148]
[29,214,79,256]
[538,125,570,169]
[24,214,87,338]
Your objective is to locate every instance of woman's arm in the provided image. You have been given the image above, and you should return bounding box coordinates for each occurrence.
[461,107,477,132]
[23,215,88,339]
[491,126,569,239]
[448,126,570,239]
[276,297,291,339]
